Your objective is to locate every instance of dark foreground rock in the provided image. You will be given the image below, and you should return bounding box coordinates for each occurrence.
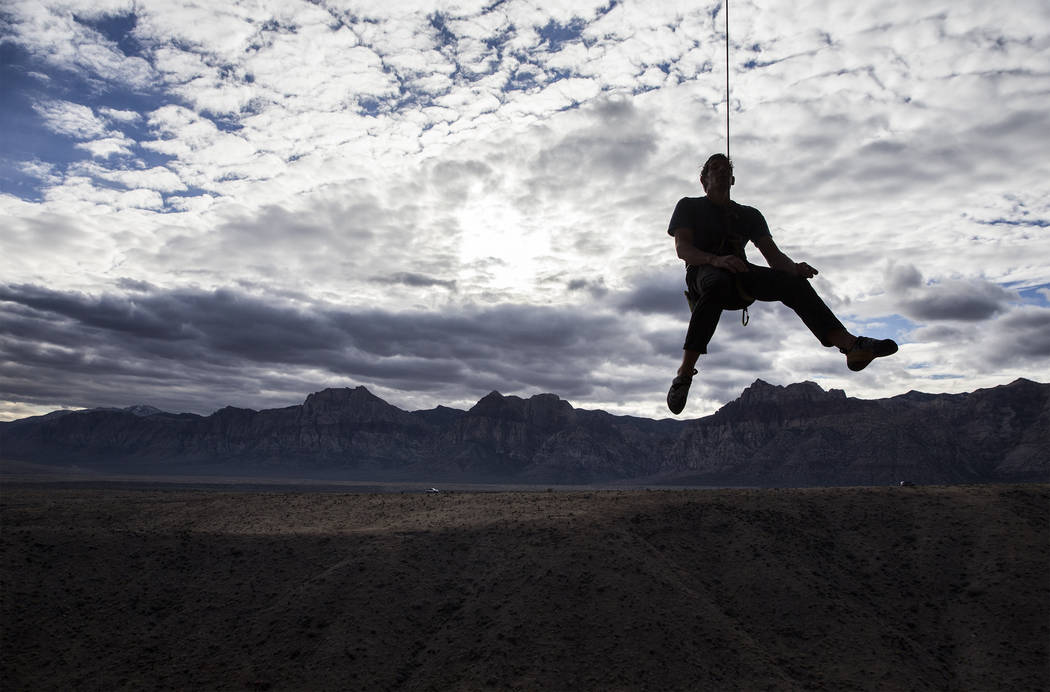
[2,484,1047,691]
[1,378,1047,486]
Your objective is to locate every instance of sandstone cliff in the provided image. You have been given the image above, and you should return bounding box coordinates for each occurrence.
[1,379,1047,486]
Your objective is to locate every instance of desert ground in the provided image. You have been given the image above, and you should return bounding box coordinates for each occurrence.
[2,481,1047,691]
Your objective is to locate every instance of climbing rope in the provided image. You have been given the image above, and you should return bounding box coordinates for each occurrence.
[726,0,745,327]
[724,0,731,159]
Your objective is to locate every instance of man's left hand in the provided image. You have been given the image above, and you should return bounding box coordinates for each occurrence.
[795,262,818,279]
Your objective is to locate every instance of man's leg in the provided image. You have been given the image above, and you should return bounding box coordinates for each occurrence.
[668,268,732,414]
[683,267,731,353]
[678,349,701,377]
[742,266,843,345]
[742,266,897,370]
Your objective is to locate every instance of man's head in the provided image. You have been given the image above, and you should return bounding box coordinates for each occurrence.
[700,153,734,192]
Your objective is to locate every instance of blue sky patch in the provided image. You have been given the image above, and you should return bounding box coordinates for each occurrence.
[73,12,144,61]
[1017,284,1050,306]
[848,313,917,343]
[428,12,458,48]
[538,18,586,51]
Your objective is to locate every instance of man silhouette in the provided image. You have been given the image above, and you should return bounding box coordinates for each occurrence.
[666,154,897,414]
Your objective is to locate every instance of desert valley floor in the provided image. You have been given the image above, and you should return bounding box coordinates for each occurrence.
[2,481,1048,691]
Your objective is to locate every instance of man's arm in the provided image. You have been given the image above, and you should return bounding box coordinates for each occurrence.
[673,227,748,273]
[753,235,817,278]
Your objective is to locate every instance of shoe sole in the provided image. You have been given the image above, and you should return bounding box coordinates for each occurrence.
[666,377,693,414]
[848,341,899,372]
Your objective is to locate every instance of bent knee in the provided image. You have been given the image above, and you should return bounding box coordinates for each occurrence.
[697,268,735,294]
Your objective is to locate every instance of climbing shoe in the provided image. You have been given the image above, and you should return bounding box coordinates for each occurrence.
[844,336,898,372]
[666,368,698,415]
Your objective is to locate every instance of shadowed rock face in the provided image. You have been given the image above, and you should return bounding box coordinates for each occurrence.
[300,386,414,426]
[1,379,1047,486]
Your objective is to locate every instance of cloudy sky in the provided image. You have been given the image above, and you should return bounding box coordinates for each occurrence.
[1,0,1048,422]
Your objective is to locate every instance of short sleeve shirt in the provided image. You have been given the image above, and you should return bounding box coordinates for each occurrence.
[667,197,771,264]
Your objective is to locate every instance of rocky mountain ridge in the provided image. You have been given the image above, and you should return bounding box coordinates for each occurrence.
[1,379,1047,486]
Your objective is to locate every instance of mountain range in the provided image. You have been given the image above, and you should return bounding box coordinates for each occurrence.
[2,378,1047,486]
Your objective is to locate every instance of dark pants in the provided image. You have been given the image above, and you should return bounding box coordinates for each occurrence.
[683,263,845,353]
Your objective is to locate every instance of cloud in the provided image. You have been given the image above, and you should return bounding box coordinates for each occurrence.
[0,282,654,414]
[32,100,110,140]
[76,136,136,159]
[566,278,608,299]
[886,264,1018,322]
[5,2,155,88]
[885,263,924,293]
[100,107,141,123]
[72,162,186,191]
[533,100,659,183]
[901,281,1016,322]
[618,273,687,316]
[905,302,1050,377]
[375,273,458,291]
[17,160,59,182]
[980,307,1050,363]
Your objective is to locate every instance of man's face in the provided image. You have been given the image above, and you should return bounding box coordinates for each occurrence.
[702,159,734,193]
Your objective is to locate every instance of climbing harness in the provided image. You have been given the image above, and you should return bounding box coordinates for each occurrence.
[682,282,751,325]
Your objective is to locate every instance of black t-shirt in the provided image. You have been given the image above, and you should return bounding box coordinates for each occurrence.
[667,196,770,264]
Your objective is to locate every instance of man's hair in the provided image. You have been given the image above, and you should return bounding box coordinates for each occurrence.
[700,153,733,183]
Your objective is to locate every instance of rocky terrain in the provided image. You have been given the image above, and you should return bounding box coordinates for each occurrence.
[1,378,1047,486]
[2,483,1047,691]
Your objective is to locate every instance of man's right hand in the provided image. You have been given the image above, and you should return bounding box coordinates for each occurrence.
[711,255,749,273]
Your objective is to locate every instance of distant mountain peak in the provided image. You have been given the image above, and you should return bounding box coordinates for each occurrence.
[469,391,516,416]
[738,379,843,403]
[467,390,574,428]
[124,405,165,417]
[85,404,167,417]
[307,385,374,398]
[213,405,257,416]
[301,385,409,424]
[1006,377,1039,388]
[302,386,387,408]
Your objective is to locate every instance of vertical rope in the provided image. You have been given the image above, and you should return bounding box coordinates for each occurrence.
[725,0,730,159]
